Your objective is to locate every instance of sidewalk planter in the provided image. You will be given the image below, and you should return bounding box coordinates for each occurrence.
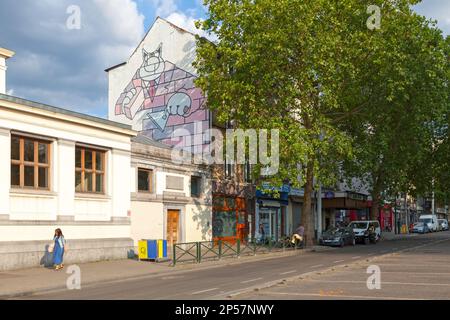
[138,239,167,261]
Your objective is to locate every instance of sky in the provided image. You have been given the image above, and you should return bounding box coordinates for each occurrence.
[0,0,448,118]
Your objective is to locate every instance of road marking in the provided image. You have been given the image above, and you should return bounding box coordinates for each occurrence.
[191,288,219,295]
[310,264,324,268]
[333,260,345,263]
[367,253,375,256]
[280,270,297,275]
[351,256,361,259]
[257,291,426,300]
[305,279,450,287]
[240,278,263,284]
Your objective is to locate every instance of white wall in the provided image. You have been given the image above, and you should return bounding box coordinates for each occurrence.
[0,100,134,242]
[130,201,164,245]
[0,56,6,94]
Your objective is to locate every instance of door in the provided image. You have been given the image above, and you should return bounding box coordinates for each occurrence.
[167,210,180,247]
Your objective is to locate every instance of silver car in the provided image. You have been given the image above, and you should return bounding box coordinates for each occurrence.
[438,219,449,231]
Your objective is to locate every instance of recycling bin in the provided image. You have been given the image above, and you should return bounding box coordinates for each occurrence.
[138,239,167,261]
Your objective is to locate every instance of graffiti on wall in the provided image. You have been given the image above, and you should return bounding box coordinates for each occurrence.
[114,43,209,153]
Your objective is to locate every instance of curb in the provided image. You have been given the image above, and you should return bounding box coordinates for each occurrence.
[221,237,449,299]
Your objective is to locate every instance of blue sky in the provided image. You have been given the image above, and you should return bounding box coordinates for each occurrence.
[0,0,448,118]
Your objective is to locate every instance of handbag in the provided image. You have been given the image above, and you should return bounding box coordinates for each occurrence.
[48,243,55,253]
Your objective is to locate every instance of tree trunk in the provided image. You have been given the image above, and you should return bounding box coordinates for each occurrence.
[301,158,315,246]
[370,195,380,221]
[370,173,383,221]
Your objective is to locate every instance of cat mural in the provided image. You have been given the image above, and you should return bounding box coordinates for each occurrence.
[114,43,209,151]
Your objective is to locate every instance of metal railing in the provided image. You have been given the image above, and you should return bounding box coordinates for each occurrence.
[171,236,306,266]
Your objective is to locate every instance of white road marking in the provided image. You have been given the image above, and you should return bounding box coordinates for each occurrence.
[240,278,263,284]
[351,256,361,259]
[333,260,345,263]
[305,279,450,287]
[257,291,426,300]
[310,264,324,268]
[280,270,297,275]
[191,288,219,295]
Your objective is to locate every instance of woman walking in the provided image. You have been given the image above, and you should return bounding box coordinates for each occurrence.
[52,228,66,270]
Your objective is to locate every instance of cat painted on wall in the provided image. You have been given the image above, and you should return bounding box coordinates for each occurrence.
[114,43,208,151]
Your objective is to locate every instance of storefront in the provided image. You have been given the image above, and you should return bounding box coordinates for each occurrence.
[322,191,370,227]
[211,181,255,243]
[255,186,289,242]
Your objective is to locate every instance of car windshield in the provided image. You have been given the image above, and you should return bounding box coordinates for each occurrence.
[414,222,424,227]
[324,227,343,235]
[420,218,432,224]
[349,222,368,229]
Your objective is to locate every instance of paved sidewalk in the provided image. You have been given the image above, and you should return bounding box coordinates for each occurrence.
[381,232,418,241]
[0,246,331,299]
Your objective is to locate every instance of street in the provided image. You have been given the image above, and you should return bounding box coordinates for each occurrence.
[20,231,450,300]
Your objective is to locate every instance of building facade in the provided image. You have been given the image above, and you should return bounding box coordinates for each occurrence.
[0,91,136,271]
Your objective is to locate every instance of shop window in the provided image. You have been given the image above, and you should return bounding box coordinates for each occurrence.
[212,211,237,238]
[138,168,153,193]
[10,135,51,190]
[75,146,105,194]
[191,176,201,197]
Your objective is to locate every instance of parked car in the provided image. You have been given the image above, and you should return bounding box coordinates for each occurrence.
[412,222,429,234]
[348,220,381,244]
[419,215,439,232]
[319,227,355,247]
[438,219,449,231]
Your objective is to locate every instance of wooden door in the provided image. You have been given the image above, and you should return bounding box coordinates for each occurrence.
[167,210,180,247]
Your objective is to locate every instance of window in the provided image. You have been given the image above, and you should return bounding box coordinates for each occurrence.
[138,168,153,193]
[191,176,202,197]
[11,135,51,190]
[75,147,105,193]
[224,157,233,179]
[244,160,252,183]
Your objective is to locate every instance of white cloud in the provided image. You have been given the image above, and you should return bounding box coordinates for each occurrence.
[151,0,177,17]
[165,11,206,37]
[0,0,146,116]
[414,0,450,36]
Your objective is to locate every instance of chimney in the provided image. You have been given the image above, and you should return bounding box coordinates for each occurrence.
[0,47,15,95]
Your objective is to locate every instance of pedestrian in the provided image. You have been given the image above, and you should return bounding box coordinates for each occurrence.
[291,224,304,244]
[259,223,266,242]
[52,228,66,270]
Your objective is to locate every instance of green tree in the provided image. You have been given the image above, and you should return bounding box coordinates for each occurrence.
[338,5,449,218]
[194,0,377,244]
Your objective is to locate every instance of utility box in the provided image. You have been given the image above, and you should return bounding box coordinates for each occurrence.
[138,240,167,261]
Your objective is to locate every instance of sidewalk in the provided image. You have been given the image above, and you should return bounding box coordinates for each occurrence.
[381,232,418,241]
[0,246,332,299]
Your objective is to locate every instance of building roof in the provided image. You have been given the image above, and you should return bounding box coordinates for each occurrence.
[131,134,173,150]
[0,93,133,132]
[0,47,15,59]
[104,17,206,73]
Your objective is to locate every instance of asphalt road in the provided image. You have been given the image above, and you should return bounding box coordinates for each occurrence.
[234,231,450,300]
[23,231,450,300]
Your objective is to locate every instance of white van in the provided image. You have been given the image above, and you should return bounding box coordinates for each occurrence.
[348,220,381,244]
[419,215,439,232]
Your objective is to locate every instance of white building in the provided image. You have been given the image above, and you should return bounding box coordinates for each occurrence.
[0,47,137,271]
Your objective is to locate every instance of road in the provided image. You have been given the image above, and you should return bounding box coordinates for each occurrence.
[22,231,450,300]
